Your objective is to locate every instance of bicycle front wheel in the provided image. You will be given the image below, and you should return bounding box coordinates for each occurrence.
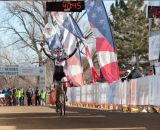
[59,93,66,116]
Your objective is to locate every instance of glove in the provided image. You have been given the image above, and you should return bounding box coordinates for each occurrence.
[40,48,43,52]
[40,43,44,47]
[76,43,79,48]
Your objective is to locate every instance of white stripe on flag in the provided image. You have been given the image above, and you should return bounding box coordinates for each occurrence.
[61,28,85,86]
[51,12,68,25]
[97,51,117,66]
[87,58,93,67]
[61,28,77,54]
[84,46,94,67]
[92,27,104,38]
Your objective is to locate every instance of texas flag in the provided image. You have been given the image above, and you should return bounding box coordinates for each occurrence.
[86,0,119,83]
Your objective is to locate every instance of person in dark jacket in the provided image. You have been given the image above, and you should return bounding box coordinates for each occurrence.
[41,43,78,112]
[35,87,40,106]
[127,67,142,80]
[26,87,33,106]
[41,43,78,84]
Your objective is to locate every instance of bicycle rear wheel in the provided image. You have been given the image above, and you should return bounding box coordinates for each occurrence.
[63,93,66,116]
[59,93,66,116]
[58,97,63,116]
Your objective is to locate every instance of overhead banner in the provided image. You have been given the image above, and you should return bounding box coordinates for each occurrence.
[0,65,45,76]
[0,65,46,90]
[19,66,45,76]
[0,65,18,76]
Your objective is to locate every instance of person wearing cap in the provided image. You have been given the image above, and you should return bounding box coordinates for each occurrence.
[41,43,79,112]
[41,44,78,85]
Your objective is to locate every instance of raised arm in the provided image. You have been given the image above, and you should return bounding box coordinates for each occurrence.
[40,44,55,60]
[61,43,79,61]
[68,45,78,58]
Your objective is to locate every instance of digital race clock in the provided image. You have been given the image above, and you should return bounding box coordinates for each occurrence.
[46,1,85,12]
[148,6,160,18]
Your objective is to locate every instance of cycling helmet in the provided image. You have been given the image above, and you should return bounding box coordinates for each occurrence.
[54,47,63,52]
[61,77,68,82]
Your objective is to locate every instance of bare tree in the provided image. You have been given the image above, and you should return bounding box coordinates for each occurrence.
[0,41,36,88]
[0,1,50,65]
[0,1,98,86]
[0,1,52,86]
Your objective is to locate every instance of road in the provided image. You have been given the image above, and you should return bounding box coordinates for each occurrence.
[0,106,160,130]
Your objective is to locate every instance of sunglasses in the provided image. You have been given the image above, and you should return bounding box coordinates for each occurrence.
[55,50,62,53]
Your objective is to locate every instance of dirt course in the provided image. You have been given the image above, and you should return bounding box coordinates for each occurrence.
[0,106,159,130]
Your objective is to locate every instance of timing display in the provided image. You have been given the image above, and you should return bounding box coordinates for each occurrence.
[148,6,160,18]
[46,1,85,12]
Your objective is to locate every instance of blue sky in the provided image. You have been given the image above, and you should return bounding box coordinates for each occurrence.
[0,0,116,64]
[0,0,159,64]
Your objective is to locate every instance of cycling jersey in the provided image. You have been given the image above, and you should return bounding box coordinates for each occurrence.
[42,46,78,82]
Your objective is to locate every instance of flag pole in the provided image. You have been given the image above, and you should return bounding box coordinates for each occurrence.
[76,37,85,85]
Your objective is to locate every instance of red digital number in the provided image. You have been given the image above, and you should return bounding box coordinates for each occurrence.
[155,9,160,17]
[71,2,77,9]
[76,2,81,10]
[62,2,71,11]
[62,1,83,11]
[62,3,67,10]
[67,2,72,10]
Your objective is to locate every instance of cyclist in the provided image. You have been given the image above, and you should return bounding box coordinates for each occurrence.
[41,43,79,112]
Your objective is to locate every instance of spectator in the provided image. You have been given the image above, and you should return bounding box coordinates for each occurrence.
[16,88,21,106]
[20,88,24,106]
[49,88,56,106]
[12,87,16,106]
[26,86,33,106]
[127,67,142,80]
[0,88,5,106]
[40,90,46,106]
[35,87,40,106]
[147,67,154,76]
[2,88,7,96]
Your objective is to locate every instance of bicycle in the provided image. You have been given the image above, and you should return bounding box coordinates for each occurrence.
[56,79,69,116]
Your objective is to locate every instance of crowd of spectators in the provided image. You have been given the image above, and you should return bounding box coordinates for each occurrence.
[0,86,51,106]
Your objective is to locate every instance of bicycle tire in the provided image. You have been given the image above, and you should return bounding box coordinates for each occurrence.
[63,92,66,116]
[59,94,63,116]
[59,92,66,116]
[56,82,67,116]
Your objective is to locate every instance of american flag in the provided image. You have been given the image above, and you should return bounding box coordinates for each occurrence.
[43,23,55,39]
[48,34,62,52]
[52,12,100,85]
[52,12,85,86]
[61,28,85,86]
[63,13,100,82]
[61,13,100,82]
[86,0,119,83]
[62,14,84,39]
[43,23,62,52]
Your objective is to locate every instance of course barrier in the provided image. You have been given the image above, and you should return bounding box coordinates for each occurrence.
[66,75,160,113]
